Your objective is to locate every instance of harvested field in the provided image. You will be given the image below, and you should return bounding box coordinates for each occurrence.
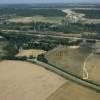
[85,54,100,84]
[0,60,66,100]
[45,45,92,77]
[45,45,100,85]
[8,16,64,24]
[16,49,46,57]
[8,17,35,23]
[47,82,100,100]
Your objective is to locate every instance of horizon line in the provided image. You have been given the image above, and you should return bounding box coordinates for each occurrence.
[0,2,100,4]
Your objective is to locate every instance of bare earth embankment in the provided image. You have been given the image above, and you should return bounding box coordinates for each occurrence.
[0,60,66,100]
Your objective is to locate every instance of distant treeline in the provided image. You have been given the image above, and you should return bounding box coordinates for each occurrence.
[0,4,100,9]
[0,8,66,17]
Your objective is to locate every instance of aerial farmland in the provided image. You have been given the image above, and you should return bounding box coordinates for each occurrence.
[0,2,100,100]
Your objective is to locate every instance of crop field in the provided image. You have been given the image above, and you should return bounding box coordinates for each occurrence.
[8,16,64,24]
[45,45,92,77]
[85,54,100,84]
[0,60,66,100]
[45,45,100,85]
[16,49,46,57]
[47,82,100,100]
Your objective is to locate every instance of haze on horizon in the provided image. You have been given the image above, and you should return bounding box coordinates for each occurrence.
[0,0,99,4]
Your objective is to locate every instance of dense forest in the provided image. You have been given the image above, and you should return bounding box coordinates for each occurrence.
[0,8,66,17]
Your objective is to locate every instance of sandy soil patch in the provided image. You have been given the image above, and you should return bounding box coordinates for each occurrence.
[16,49,46,57]
[0,60,66,100]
